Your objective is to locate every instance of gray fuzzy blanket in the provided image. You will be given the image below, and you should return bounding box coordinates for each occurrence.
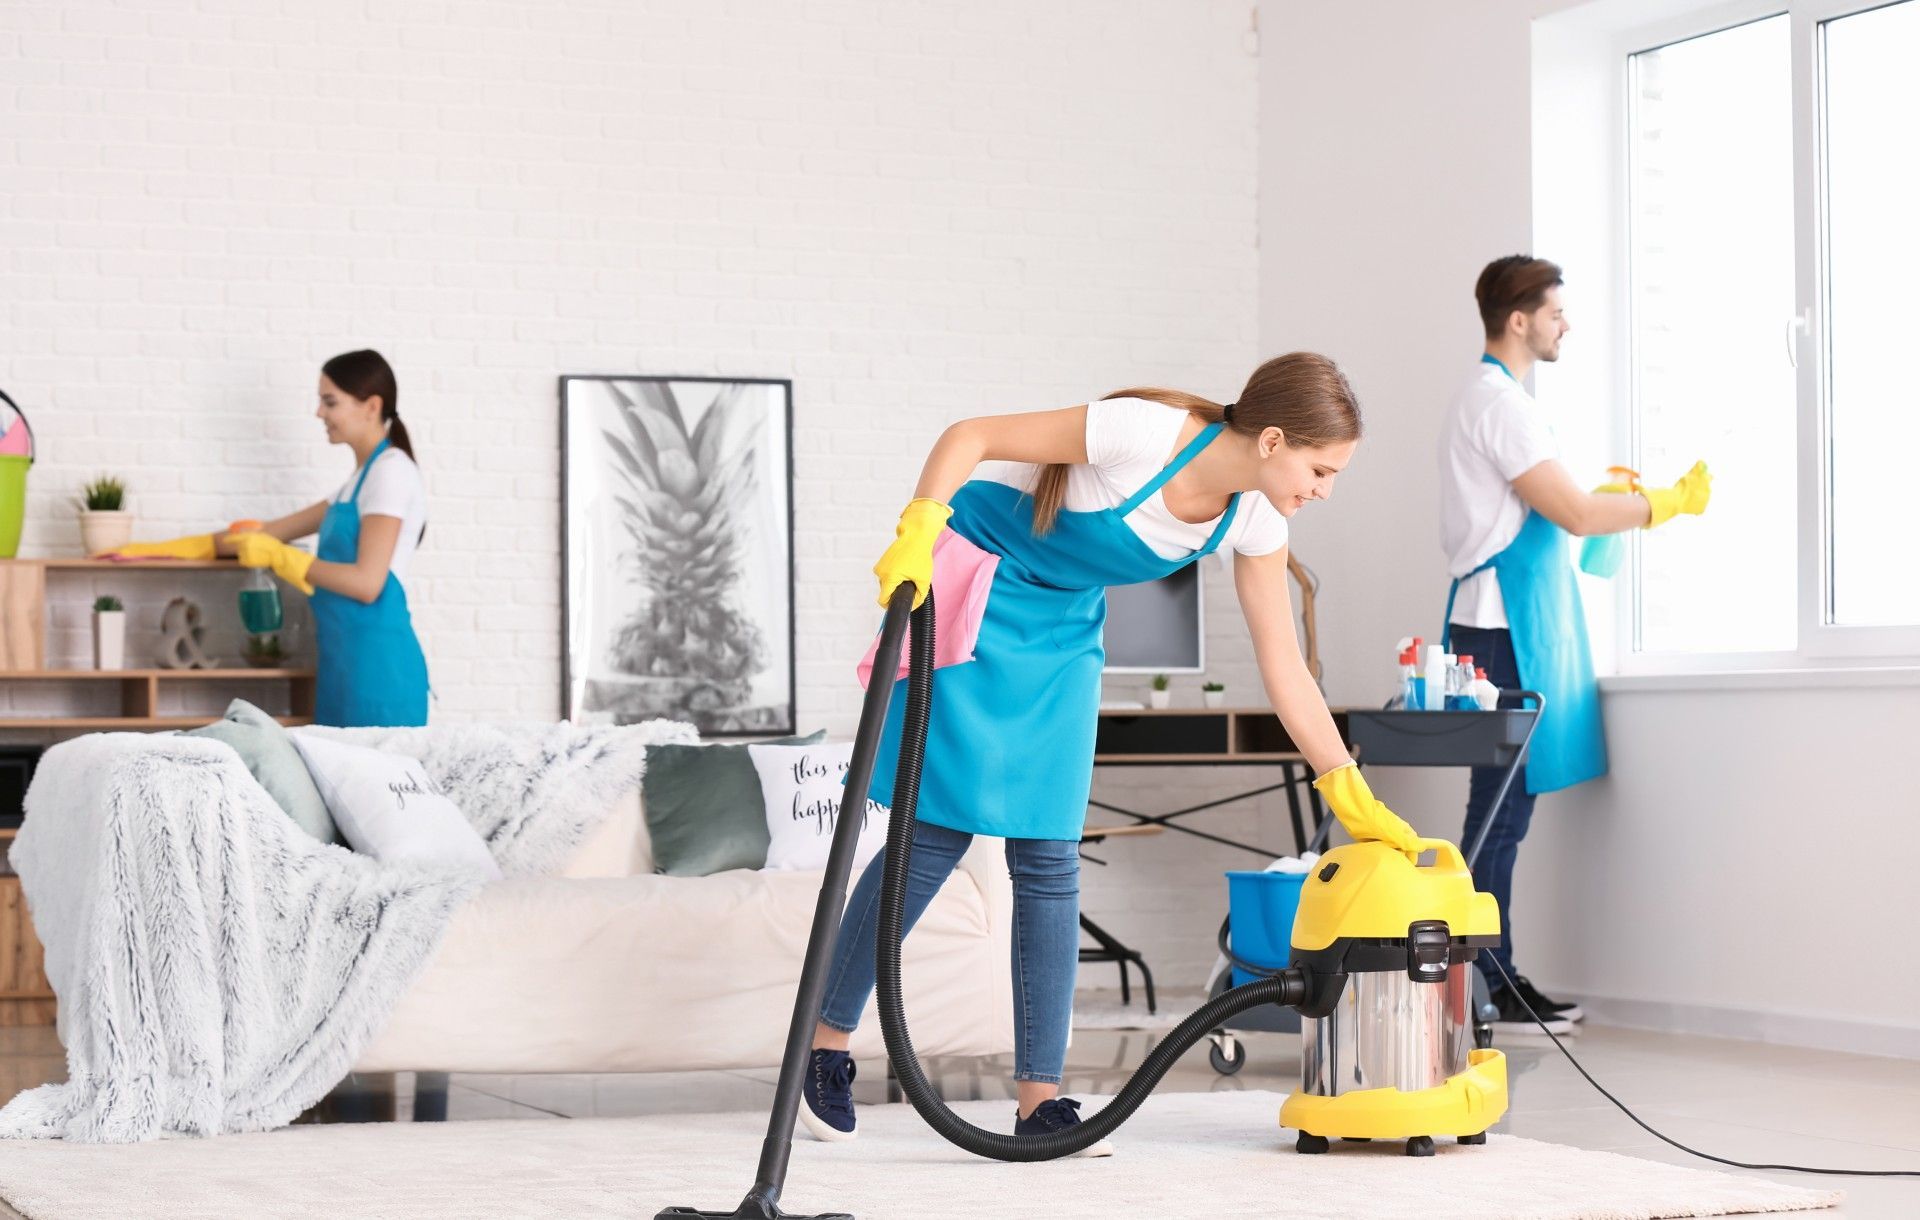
[0,718,695,1143]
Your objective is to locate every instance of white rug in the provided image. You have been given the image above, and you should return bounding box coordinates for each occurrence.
[1069,987,1202,1032]
[0,1091,1839,1220]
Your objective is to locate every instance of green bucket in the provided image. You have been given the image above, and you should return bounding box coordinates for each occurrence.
[0,455,27,559]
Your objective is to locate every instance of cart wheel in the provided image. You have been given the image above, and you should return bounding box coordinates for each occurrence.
[1457,1132,1487,1146]
[1295,1131,1330,1155]
[1404,1135,1435,1157]
[1208,1035,1246,1076]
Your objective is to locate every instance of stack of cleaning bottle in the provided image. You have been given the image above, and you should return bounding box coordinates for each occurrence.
[1395,637,1498,711]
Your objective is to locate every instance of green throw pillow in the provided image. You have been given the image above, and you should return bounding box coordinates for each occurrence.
[187,698,340,845]
[644,731,825,877]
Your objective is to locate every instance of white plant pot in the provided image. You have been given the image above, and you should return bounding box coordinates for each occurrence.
[93,610,126,671]
[1148,689,1172,709]
[81,510,134,556]
[1203,690,1225,708]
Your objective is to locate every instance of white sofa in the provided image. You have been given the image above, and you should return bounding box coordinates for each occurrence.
[354,780,1016,1075]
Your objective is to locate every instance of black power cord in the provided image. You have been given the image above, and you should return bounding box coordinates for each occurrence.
[1486,957,1920,1179]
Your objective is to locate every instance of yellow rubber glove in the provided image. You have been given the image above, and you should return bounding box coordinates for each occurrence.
[872,498,952,609]
[232,532,316,595]
[102,533,216,560]
[1314,763,1423,855]
[1641,460,1711,528]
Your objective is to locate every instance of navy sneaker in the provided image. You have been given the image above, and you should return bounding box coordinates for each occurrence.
[799,1048,857,1142]
[1014,1097,1114,1158]
[1510,974,1585,1022]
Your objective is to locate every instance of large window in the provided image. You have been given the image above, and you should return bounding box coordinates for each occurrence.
[1622,0,1920,664]
[1821,1,1920,630]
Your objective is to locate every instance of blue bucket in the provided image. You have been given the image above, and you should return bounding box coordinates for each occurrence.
[1224,870,1308,987]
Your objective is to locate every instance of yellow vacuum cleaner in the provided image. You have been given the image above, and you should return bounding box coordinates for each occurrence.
[1280,835,1507,1156]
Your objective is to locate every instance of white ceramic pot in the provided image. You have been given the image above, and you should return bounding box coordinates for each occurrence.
[81,510,134,556]
[1203,690,1225,708]
[1148,689,1172,709]
[93,609,126,671]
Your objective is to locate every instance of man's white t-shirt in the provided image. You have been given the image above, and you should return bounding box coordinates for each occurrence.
[333,446,427,583]
[1438,363,1558,629]
[972,396,1289,561]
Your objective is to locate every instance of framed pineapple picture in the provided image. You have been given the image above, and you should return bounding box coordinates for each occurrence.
[561,375,795,736]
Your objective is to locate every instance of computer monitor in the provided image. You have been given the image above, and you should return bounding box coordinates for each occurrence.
[1102,563,1204,674]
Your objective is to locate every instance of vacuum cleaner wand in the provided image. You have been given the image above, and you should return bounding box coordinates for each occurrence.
[654,591,918,1220]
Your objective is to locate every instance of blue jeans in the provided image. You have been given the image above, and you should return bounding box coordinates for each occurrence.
[1449,624,1536,993]
[818,819,1079,1085]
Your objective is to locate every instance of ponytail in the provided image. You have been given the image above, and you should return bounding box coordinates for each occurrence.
[385,415,416,462]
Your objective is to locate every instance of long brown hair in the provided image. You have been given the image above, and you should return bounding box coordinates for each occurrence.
[322,348,425,542]
[1029,352,1361,533]
[321,349,416,464]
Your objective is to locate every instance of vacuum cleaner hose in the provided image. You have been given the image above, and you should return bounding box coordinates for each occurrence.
[872,592,1309,1161]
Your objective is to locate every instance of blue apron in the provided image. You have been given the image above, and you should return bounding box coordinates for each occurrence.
[1441,356,1606,794]
[311,437,430,728]
[868,422,1241,841]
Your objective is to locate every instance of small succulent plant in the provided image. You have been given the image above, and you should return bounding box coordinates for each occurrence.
[79,475,126,512]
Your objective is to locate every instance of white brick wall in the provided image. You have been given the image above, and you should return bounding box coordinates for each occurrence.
[3,0,1307,991]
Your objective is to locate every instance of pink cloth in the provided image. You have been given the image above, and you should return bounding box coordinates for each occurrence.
[857,528,999,689]
[0,416,29,457]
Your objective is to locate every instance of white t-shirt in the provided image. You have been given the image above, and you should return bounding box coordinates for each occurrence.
[1438,362,1559,629]
[971,396,1289,561]
[334,447,427,582]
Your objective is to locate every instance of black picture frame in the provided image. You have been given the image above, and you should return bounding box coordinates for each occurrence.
[560,375,796,737]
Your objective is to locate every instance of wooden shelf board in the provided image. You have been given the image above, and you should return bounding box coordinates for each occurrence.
[1,558,243,571]
[0,716,314,730]
[0,668,313,680]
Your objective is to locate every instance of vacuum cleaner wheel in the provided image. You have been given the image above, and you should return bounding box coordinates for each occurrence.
[1207,1034,1246,1076]
[1295,1132,1330,1155]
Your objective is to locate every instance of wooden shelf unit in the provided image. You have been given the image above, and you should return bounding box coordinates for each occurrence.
[0,558,314,732]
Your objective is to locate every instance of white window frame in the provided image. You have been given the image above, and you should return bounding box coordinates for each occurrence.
[1602,0,1920,678]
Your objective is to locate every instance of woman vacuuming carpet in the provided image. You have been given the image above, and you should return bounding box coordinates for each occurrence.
[801,353,1421,1154]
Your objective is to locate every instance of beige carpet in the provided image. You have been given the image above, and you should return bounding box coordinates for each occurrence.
[0,1091,1839,1220]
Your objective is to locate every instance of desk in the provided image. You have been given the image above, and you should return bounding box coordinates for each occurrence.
[1088,706,1351,857]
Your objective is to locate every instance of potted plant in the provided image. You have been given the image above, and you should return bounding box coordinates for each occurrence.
[78,475,132,555]
[1202,680,1226,708]
[93,594,126,671]
[1148,673,1172,709]
[243,633,286,669]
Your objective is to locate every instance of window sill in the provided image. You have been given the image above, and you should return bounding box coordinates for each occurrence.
[1599,666,1920,693]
